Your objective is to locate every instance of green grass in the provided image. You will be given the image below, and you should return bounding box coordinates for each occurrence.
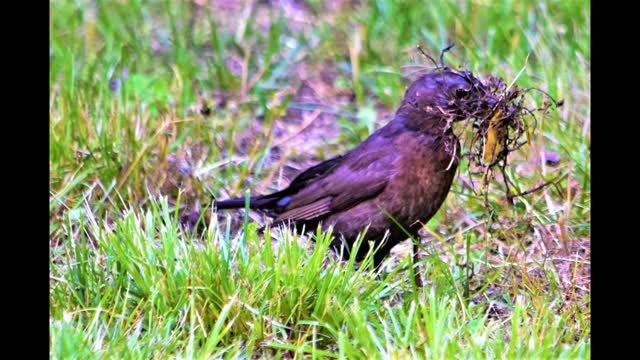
[50,0,590,358]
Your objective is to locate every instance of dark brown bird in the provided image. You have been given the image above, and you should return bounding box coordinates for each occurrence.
[215,69,496,268]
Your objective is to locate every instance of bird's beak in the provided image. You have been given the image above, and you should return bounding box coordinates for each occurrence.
[486,98,498,111]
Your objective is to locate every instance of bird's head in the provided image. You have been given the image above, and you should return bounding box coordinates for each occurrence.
[397,70,497,132]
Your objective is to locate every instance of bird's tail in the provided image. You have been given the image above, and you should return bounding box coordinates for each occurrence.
[213,197,250,209]
[213,194,280,210]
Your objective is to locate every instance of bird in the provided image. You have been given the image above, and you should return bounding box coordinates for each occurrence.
[215,69,496,268]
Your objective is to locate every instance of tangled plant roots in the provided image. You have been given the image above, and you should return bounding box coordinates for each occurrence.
[414,45,563,201]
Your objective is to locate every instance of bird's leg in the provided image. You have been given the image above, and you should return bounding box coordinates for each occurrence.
[412,240,424,287]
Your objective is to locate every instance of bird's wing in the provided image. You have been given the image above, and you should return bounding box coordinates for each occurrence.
[274,137,396,223]
[283,154,346,193]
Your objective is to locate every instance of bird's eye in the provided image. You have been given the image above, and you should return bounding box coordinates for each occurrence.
[455,88,470,99]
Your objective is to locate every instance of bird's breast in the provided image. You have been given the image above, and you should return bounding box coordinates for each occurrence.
[380,132,459,225]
